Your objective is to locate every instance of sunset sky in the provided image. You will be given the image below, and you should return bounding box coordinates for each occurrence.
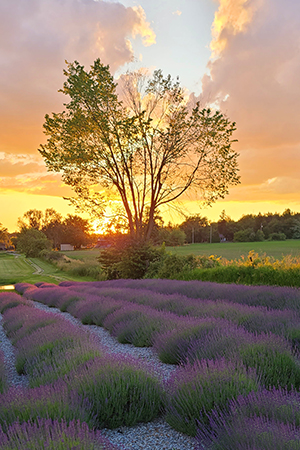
[1,0,300,232]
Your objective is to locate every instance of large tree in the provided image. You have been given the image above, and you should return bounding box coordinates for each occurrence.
[39,59,240,241]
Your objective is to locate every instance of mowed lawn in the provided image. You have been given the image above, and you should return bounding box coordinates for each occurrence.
[166,239,300,260]
[60,240,300,264]
[0,252,78,286]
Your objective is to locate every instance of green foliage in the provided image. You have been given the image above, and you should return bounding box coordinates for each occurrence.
[75,363,163,429]
[240,344,300,390]
[146,252,197,279]
[179,215,209,243]
[155,227,186,246]
[16,229,52,258]
[268,232,286,241]
[39,249,63,261]
[165,359,257,436]
[39,59,239,241]
[99,241,164,279]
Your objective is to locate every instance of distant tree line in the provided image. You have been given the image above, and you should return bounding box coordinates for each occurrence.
[148,208,300,246]
[12,209,96,257]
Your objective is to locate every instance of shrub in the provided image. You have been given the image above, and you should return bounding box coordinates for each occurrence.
[197,387,300,450]
[234,228,255,242]
[15,229,52,257]
[0,383,91,429]
[239,337,300,390]
[146,253,197,279]
[268,232,286,241]
[99,241,164,279]
[153,318,223,364]
[198,413,300,450]
[72,356,164,429]
[0,418,114,450]
[39,249,64,261]
[165,358,257,436]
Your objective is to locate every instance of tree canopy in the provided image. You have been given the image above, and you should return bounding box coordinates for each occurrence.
[39,59,240,241]
[17,209,94,250]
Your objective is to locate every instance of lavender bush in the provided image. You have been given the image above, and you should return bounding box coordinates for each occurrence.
[68,354,164,429]
[0,293,27,314]
[23,282,300,346]
[239,334,300,389]
[165,358,258,436]
[2,304,102,386]
[93,279,300,311]
[198,414,300,450]
[153,317,226,364]
[0,383,92,429]
[0,418,118,450]
[197,388,300,449]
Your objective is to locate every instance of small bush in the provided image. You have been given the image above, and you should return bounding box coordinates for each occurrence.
[73,356,164,429]
[165,358,257,436]
[99,241,164,279]
[0,383,91,429]
[197,388,300,450]
[268,232,286,241]
[0,418,114,450]
[146,253,197,279]
[239,339,300,390]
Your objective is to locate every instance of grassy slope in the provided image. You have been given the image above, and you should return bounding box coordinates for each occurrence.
[0,252,93,286]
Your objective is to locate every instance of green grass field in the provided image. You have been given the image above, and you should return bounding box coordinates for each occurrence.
[1,240,300,288]
[0,252,88,287]
[166,240,300,260]
[60,240,300,263]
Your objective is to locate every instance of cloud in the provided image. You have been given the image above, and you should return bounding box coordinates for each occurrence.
[199,0,300,203]
[172,10,182,16]
[210,0,264,56]
[132,6,156,46]
[202,0,300,148]
[0,0,155,156]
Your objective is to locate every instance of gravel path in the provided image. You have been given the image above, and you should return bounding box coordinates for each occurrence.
[27,300,200,450]
[0,313,29,388]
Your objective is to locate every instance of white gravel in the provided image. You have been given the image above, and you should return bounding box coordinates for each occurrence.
[0,313,29,388]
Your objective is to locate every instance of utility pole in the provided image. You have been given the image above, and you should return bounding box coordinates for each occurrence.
[210,224,212,244]
[192,227,195,244]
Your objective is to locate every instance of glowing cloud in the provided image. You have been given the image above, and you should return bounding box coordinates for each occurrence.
[132,6,156,46]
[210,0,263,56]
[200,0,300,206]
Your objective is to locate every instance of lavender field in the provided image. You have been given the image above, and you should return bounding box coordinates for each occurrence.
[1,280,300,449]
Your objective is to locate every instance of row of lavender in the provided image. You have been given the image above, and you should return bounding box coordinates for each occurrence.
[0,292,162,449]
[15,280,300,448]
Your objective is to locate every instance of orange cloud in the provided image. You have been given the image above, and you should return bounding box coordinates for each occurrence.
[132,6,156,46]
[199,0,300,206]
[0,0,155,157]
[211,0,263,56]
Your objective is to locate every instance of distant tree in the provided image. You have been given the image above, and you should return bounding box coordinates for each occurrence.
[156,226,186,246]
[39,59,240,242]
[217,210,237,241]
[62,214,93,249]
[291,220,300,239]
[0,223,8,241]
[18,209,44,231]
[18,209,94,250]
[179,215,209,243]
[0,223,10,248]
[16,229,52,257]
